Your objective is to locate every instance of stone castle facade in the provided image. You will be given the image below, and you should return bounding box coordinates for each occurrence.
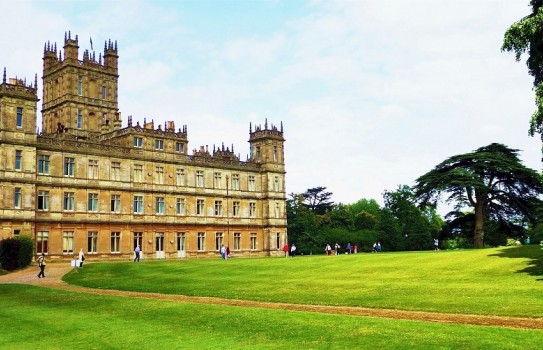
[0,32,287,261]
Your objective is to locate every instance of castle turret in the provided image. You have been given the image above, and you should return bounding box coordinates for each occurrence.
[41,32,119,137]
[0,68,39,137]
[104,39,118,70]
[63,31,79,61]
[249,118,285,168]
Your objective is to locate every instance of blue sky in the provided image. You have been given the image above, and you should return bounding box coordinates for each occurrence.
[1,0,540,208]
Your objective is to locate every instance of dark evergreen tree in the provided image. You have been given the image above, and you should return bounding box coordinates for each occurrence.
[414,143,543,248]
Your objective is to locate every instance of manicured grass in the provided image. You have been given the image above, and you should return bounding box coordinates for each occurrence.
[64,245,543,317]
[1,284,542,350]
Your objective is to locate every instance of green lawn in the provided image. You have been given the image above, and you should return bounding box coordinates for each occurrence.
[64,245,543,317]
[1,284,542,350]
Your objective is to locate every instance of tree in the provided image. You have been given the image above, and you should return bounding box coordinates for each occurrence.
[301,187,334,215]
[413,143,543,248]
[383,185,435,251]
[502,1,543,143]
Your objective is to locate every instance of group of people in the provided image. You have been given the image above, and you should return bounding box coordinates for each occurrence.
[36,248,86,278]
[282,243,297,257]
[372,241,382,253]
[324,243,359,255]
[220,245,231,259]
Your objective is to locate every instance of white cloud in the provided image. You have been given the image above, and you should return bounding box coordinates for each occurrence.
[1,0,540,210]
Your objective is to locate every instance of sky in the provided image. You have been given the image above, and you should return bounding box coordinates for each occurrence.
[1,0,541,209]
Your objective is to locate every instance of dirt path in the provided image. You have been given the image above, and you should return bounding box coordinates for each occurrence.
[2,264,543,330]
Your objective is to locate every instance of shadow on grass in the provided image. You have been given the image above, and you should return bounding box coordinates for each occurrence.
[489,245,543,281]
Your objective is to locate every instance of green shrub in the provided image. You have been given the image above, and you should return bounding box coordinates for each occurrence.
[17,236,34,268]
[506,238,522,246]
[0,236,35,271]
[442,237,473,250]
[0,238,20,271]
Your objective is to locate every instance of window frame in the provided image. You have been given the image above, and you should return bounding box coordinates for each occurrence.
[16,107,23,128]
[111,232,121,253]
[133,195,143,214]
[38,155,50,175]
[15,150,22,171]
[88,231,98,253]
[37,190,49,211]
[133,137,143,148]
[155,197,165,214]
[64,157,75,177]
[154,139,164,151]
[87,193,99,212]
[63,192,75,211]
[14,187,22,209]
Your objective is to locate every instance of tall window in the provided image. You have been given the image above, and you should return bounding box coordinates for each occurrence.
[197,232,205,251]
[177,232,186,251]
[77,76,83,95]
[256,146,261,160]
[63,192,75,211]
[111,194,121,213]
[249,202,256,218]
[88,193,99,212]
[133,137,143,148]
[275,202,280,218]
[37,191,49,211]
[176,168,185,186]
[133,164,143,182]
[215,232,224,251]
[88,159,99,179]
[274,176,280,191]
[233,201,240,217]
[15,150,22,170]
[231,174,240,190]
[111,161,121,181]
[155,139,164,151]
[37,231,48,254]
[276,233,281,249]
[77,109,82,129]
[196,199,205,215]
[175,142,184,153]
[38,155,50,175]
[133,232,143,251]
[196,170,204,188]
[176,198,185,215]
[133,195,143,214]
[101,84,107,99]
[214,200,223,216]
[248,175,256,191]
[63,231,74,254]
[156,197,165,214]
[155,232,164,252]
[88,231,98,253]
[214,172,222,189]
[14,188,22,209]
[64,157,75,177]
[273,146,277,161]
[250,233,257,250]
[16,107,23,128]
[155,166,164,184]
[234,232,241,251]
[111,232,121,253]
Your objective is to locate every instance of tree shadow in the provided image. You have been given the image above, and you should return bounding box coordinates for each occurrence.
[488,245,543,281]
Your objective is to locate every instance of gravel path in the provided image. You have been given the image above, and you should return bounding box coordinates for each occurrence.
[1,264,542,330]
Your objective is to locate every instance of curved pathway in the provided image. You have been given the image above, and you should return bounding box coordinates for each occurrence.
[1,264,542,330]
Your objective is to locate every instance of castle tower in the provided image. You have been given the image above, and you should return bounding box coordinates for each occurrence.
[248,119,285,169]
[249,119,287,252]
[41,32,119,137]
[0,68,39,138]
[0,69,39,239]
